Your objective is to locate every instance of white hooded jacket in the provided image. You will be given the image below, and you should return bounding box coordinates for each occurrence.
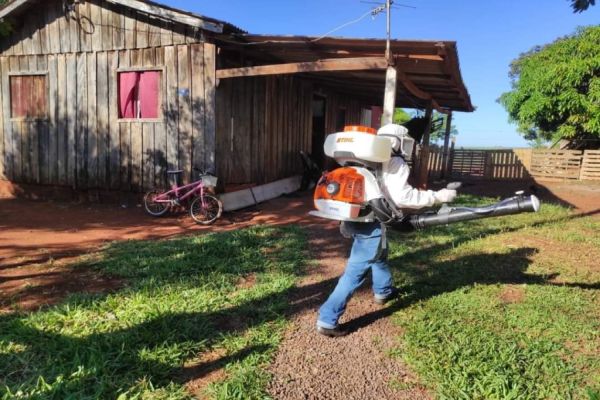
[380,156,437,209]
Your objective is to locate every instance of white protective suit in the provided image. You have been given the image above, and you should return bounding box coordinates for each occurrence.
[380,156,437,209]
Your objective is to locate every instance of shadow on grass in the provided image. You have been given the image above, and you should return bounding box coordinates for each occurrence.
[0,225,339,398]
[1,208,598,398]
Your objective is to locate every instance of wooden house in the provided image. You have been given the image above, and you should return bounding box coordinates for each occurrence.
[0,0,473,200]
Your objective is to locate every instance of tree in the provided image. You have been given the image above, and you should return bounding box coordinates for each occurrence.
[498,26,600,143]
[0,0,12,38]
[429,112,458,143]
[570,0,596,12]
[392,108,411,124]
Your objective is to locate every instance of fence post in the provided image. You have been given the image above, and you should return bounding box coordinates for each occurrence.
[447,139,455,178]
[417,103,434,189]
[440,111,453,179]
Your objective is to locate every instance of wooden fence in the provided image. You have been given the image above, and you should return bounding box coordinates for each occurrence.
[580,150,600,180]
[421,147,600,181]
[529,150,583,180]
[425,148,531,180]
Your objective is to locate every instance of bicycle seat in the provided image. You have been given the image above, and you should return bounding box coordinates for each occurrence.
[167,170,183,175]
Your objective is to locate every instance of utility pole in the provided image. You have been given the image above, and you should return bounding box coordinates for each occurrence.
[381,0,397,125]
[385,0,392,63]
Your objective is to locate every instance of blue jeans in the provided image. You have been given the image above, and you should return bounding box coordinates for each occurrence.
[317,222,394,329]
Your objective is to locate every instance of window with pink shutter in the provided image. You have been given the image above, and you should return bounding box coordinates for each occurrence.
[118,70,161,119]
[10,75,48,119]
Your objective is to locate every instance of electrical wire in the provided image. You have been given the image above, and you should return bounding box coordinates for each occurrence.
[310,8,379,43]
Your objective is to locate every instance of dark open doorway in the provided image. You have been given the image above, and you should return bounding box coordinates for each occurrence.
[311,95,327,168]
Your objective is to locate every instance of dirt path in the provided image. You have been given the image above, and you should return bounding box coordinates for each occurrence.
[266,220,429,400]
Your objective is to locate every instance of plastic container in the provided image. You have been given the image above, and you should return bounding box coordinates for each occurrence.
[202,175,218,188]
[324,129,392,164]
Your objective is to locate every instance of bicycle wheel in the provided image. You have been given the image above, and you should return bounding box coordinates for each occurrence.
[143,188,170,216]
[190,194,222,225]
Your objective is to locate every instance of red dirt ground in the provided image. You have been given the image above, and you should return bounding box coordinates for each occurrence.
[0,194,313,312]
[0,179,599,398]
[1,179,598,312]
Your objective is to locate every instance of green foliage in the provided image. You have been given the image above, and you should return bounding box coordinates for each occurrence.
[499,26,600,142]
[527,136,551,149]
[394,109,459,143]
[0,0,12,38]
[388,197,600,399]
[429,111,458,143]
[571,0,596,12]
[393,108,412,124]
[0,226,307,399]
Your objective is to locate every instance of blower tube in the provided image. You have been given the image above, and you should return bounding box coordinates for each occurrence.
[406,194,541,230]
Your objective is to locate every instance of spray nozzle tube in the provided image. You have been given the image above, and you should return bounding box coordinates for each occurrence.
[406,194,541,230]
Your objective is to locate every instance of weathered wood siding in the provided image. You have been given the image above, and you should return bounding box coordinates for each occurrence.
[0,0,375,193]
[216,75,313,185]
[0,43,216,191]
[321,87,364,135]
[0,0,203,56]
[215,77,368,186]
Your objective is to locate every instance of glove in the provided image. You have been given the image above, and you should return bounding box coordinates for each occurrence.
[434,189,457,204]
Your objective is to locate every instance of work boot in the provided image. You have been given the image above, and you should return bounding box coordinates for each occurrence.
[374,287,400,305]
[316,325,348,338]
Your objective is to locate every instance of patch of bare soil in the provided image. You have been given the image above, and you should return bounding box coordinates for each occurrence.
[499,285,526,304]
[504,235,600,277]
[455,179,600,216]
[265,222,430,400]
[183,348,229,399]
[0,261,122,313]
[0,195,309,312]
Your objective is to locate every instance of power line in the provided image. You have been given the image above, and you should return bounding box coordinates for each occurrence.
[310,9,376,43]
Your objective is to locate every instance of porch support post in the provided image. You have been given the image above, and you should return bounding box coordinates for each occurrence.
[381,66,397,125]
[440,111,453,179]
[417,103,434,189]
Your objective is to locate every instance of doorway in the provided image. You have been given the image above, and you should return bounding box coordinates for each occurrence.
[311,95,327,168]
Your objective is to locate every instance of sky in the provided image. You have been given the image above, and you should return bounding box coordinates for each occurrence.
[163,0,599,148]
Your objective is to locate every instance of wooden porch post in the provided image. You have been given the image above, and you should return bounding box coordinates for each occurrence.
[381,66,397,125]
[440,111,453,179]
[417,103,433,189]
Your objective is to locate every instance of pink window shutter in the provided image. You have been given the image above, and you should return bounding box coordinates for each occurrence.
[138,71,160,118]
[119,72,140,118]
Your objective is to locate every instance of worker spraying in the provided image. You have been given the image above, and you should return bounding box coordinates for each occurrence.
[310,124,540,337]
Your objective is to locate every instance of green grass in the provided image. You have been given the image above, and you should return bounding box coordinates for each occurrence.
[2,195,599,400]
[0,226,307,399]
[387,195,600,399]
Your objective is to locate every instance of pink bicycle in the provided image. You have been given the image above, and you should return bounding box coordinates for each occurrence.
[143,169,223,225]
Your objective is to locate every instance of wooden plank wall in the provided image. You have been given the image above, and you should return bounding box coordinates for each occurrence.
[322,87,363,135]
[0,43,216,191]
[216,75,313,186]
[0,0,202,56]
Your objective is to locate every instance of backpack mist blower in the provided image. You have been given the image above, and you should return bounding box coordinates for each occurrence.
[308,125,541,230]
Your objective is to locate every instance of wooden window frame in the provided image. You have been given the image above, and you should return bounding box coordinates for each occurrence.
[116,66,165,123]
[8,71,49,122]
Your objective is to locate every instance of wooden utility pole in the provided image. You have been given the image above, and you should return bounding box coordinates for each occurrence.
[440,111,453,179]
[417,104,434,189]
[381,0,396,125]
